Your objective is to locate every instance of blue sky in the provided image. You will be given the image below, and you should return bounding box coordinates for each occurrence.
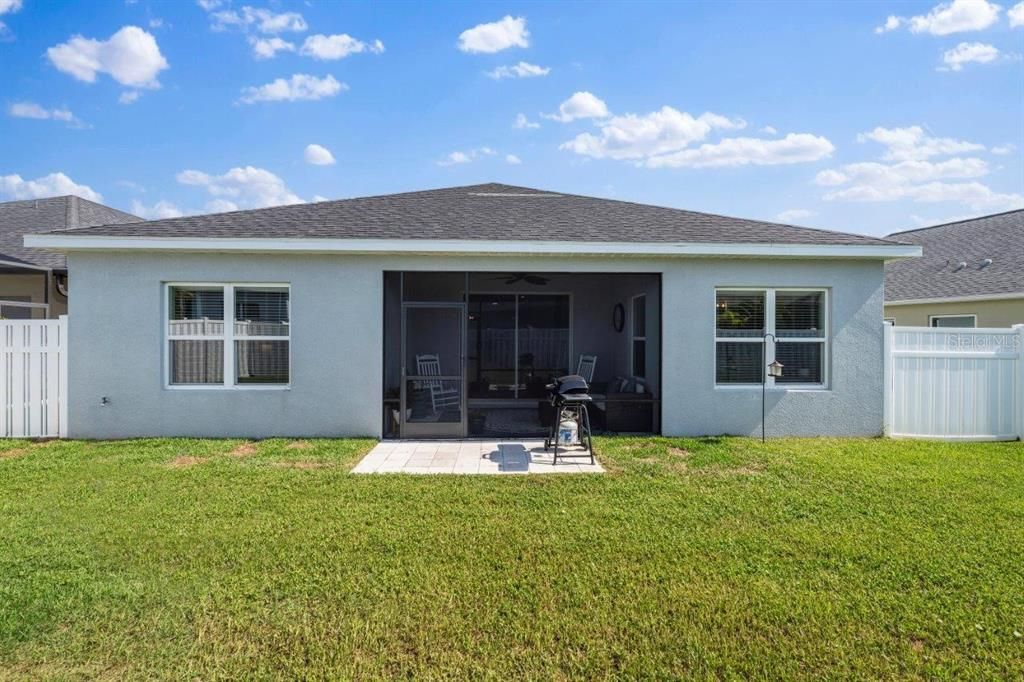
[1,0,1022,236]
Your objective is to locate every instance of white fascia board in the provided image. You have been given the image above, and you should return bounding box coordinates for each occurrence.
[23,234,922,260]
[885,291,1024,306]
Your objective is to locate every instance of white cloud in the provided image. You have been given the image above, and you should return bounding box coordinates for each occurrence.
[561,106,746,160]
[436,147,496,166]
[1010,2,1024,26]
[118,90,141,104]
[816,157,990,196]
[505,154,522,165]
[299,33,385,60]
[814,169,849,187]
[992,143,1016,154]
[643,133,835,169]
[0,1,15,39]
[438,151,471,166]
[776,209,815,223]
[458,15,528,53]
[940,41,1000,70]
[311,194,330,203]
[904,182,1023,211]
[876,0,1002,36]
[554,99,829,169]
[760,125,778,135]
[304,143,336,166]
[130,199,184,219]
[856,125,984,160]
[196,0,222,10]
[8,101,83,126]
[543,91,609,122]
[149,18,164,29]
[486,61,550,79]
[0,0,18,33]
[249,36,294,59]
[513,113,540,129]
[875,15,903,33]
[816,125,1021,213]
[210,6,307,34]
[0,171,102,202]
[46,25,168,88]
[206,198,239,212]
[238,74,346,104]
[176,166,302,209]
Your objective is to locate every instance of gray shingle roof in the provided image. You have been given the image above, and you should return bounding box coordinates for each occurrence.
[54,183,898,247]
[0,196,139,269]
[885,209,1024,302]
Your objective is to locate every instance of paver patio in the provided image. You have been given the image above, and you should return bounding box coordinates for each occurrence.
[351,439,604,474]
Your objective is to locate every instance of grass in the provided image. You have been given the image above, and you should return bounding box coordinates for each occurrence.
[0,436,1022,679]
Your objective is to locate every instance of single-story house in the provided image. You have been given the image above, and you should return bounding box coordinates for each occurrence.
[25,183,919,440]
[885,209,1023,328]
[0,196,139,319]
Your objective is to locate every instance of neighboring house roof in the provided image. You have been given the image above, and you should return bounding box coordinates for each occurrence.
[0,196,140,269]
[42,183,899,247]
[885,209,1024,303]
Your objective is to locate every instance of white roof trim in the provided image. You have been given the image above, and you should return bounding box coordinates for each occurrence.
[885,291,1024,306]
[23,234,921,260]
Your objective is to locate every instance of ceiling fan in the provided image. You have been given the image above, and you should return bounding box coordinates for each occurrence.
[489,273,551,286]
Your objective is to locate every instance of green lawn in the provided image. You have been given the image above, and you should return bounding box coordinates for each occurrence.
[1,437,1022,679]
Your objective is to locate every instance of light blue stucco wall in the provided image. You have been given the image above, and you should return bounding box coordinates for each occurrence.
[66,252,884,439]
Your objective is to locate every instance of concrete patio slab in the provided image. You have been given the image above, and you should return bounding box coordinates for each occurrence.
[351,439,604,475]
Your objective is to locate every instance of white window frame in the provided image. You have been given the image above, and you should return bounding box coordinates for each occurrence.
[928,314,976,328]
[629,293,647,378]
[164,282,291,390]
[714,287,829,390]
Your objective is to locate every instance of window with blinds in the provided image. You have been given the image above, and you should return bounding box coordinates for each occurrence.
[234,287,290,384]
[167,284,289,387]
[168,286,225,385]
[715,290,765,384]
[774,290,825,384]
[715,288,827,387]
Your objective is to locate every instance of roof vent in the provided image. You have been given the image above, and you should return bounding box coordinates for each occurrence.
[953,261,967,272]
[979,258,993,268]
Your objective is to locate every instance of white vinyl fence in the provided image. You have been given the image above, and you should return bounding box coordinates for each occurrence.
[0,316,67,438]
[884,324,1024,441]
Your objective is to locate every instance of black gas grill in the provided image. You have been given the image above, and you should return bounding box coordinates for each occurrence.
[543,374,595,464]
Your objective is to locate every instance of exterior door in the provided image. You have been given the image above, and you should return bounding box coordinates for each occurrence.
[401,303,466,438]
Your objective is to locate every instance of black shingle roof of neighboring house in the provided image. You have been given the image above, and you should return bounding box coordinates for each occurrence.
[884,209,1024,302]
[0,196,140,269]
[53,183,899,247]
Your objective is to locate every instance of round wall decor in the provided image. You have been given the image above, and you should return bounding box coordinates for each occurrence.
[612,302,625,332]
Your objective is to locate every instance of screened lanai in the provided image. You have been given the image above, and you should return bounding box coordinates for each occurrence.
[382,271,661,439]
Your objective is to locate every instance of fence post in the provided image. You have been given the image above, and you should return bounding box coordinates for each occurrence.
[1015,324,1024,441]
[882,322,893,437]
[59,315,68,438]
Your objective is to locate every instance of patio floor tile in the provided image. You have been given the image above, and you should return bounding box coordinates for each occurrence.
[355,439,603,475]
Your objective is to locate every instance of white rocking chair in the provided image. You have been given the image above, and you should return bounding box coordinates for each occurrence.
[576,354,598,383]
[416,354,460,415]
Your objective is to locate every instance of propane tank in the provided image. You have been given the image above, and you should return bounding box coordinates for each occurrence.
[558,418,578,446]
